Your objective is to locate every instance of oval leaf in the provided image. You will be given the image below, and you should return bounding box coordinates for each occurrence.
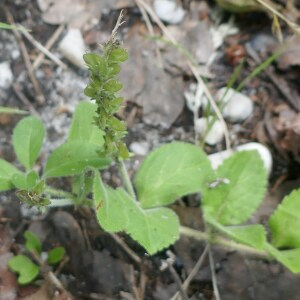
[93,172,179,254]
[12,170,39,190]
[12,116,45,169]
[0,159,22,191]
[47,247,65,265]
[68,102,105,145]
[44,141,110,177]
[203,150,267,225]
[103,80,123,93]
[108,48,128,63]
[134,142,214,208]
[24,231,41,255]
[8,255,39,285]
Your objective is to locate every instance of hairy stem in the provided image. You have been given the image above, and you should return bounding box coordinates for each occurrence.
[119,160,136,200]
[180,226,270,259]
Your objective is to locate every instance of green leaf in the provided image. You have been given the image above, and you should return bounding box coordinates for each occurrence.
[12,116,45,170]
[12,170,39,190]
[0,159,22,191]
[24,231,41,255]
[0,106,28,114]
[84,83,99,98]
[83,53,107,76]
[108,48,128,63]
[103,80,123,93]
[0,22,29,31]
[265,243,300,273]
[135,142,214,208]
[47,247,65,265]
[107,63,121,77]
[71,173,93,198]
[207,217,266,249]
[93,172,179,254]
[44,141,110,177]
[68,102,105,145]
[202,151,267,225]
[8,255,39,285]
[269,189,300,248]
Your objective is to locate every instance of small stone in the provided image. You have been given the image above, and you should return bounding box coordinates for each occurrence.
[208,142,272,175]
[58,28,86,69]
[153,0,186,24]
[130,141,149,156]
[0,62,13,89]
[215,87,254,122]
[195,117,224,146]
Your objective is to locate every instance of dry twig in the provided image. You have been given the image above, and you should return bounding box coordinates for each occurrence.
[19,24,67,70]
[6,10,45,104]
[33,24,65,69]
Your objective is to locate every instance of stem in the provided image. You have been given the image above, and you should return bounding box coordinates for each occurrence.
[49,198,74,207]
[180,226,270,259]
[44,186,74,199]
[119,160,136,200]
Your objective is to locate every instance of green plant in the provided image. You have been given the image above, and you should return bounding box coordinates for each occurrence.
[2,20,300,276]
[8,231,65,284]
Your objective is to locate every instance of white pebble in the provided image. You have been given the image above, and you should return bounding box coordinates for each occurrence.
[215,87,254,122]
[130,141,149,156]
[208,142,272,175]
[0,61,13,89]
[195,117,224,146]
[58,28,86,69]
[153,0,186,24]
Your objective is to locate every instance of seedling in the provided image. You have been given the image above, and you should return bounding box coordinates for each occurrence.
[8,231,65,284]
[1,16,300,281]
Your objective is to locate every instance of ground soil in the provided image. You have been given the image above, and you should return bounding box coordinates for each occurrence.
[1,1,300,299]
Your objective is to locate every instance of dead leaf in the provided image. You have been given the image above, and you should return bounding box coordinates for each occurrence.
[277,35,300,70]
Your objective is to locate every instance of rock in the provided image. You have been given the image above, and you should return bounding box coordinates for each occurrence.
[195,117,224,146]
[208,142,272,175]
[153,0,186,24]
[130,141,149,156]
[184,83,202,112]
[58,28,86,69]
[0,62,13,89]
[215,87,254,122]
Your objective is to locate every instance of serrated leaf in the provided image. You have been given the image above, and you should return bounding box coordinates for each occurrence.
[8,255,39,285]
[93,172,179,254]
[0,159,22,191]
[12,116,45,170]
[68,102,105,145]
[44,141,110,178]
[107,63,121,77]
[135,142,214,208]
[203,151,267,225]
[83,53,107,76]
[12,170,39,190]
[103,80,123,93]
[47,247,65,265]
[108,48,128,63]
[107,116,126,132]
[24,231,41,255]
[207,216,266,249]
[84,83,99,98]
[269,189,300,248]
[265,243,300,273]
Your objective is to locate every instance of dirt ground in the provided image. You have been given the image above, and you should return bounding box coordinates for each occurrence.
[1,0,300,299]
